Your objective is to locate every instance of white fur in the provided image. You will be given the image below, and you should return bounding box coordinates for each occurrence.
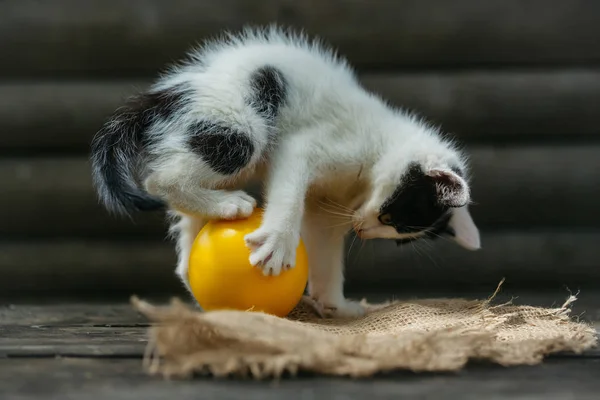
[112,27,480,317]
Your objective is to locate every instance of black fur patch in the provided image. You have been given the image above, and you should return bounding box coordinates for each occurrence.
[249,66,286,121]
[188,122,255,175]
[379,163,454,244]
[90,84,191,214]
[395,212,453,246]
[125,85,191,144]
[145,87,190,119]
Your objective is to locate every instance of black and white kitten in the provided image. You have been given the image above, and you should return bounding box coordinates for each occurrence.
[91,27,480,318]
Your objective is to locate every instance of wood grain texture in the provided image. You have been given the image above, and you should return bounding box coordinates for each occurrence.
[2,146,598,238]
[0,158,168,238]
[0,299,597,359]
[2,0,600,78]
[362,70,600,142]
[1,358,600,400]
[0,0,279,78]
[347,230,600,291]
[0,327,146,357]
[282,0,600,70]
[0,240,181,298]
[0,81,146,152]
[2,231,600,298]
[3,71,600,152]
[0,303,146,326]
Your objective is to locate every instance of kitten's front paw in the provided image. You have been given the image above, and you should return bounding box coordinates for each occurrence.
[322,299,366,319]
[244,228,298,276]
[214,190,256,220]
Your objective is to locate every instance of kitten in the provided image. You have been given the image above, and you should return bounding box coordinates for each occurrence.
[90,26,480,318]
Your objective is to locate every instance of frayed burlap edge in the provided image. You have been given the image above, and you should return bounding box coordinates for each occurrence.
[131,283,597,380]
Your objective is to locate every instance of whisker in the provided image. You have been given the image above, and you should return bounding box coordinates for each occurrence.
[319,197,355,213]
[347,232,359,259]
[320,224,354,234]
[422,231,455,244]
[417,240,440,269]
[411,240,425,259]
[316,205,354,219]
[418,238,434,250]
[347,220,365,258]
[324,220,355,229]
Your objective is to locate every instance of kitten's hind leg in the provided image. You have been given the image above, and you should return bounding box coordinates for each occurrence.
[169,212,206,294]
[146,115,263,220]
[146,173,256,221]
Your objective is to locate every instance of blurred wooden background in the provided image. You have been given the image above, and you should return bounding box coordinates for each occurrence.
[3,0,600,299]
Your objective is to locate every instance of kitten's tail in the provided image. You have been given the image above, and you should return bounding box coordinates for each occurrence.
[90,95,166,216]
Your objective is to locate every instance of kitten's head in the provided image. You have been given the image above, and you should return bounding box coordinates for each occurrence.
[354,159,480,251]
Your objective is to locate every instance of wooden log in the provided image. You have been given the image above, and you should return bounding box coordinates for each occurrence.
[347,230,600,292]
[361,71,600,142]
[4,70,600,152]
[284,0,600,70]
[1,145,598,237]
[0,81,147,152]
[0,158,169,238]
[0,0,279,78]
[2,231,600,298]
[466,145,600,229]
[2,1,600,77]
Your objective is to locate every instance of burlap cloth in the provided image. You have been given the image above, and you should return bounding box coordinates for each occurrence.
[131,282,597,379]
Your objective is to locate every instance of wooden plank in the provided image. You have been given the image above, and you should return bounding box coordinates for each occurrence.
[1,146,598,238]
[0,81,146,152]
[284,0,600,70]
[466,145,600,228]
[3,297,599,327]
[0,158,169,238]
[0,326,146,357]
[2,1,600,78]
[3,71,600,152]
[347,230,600,292]
[0,299,597,361]
[362,70,600,142]
[3,231,600,298]
[0,0,279,78]
[0,303,145,326]
[1,358,600,400]
[0,241,181,298]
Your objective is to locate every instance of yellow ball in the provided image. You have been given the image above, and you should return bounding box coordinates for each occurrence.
[188,208,309,317]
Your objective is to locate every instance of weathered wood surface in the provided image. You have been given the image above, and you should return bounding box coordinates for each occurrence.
[3,71,600,152]
[0,300,598,399]
[0,297,597,357]
[0,331,146,357]
[3,231,600,297]
[1,358,599,400]
[2,0,600,78]
[0,304,148,357]
[2,146,598,238]
[0,303,145,326]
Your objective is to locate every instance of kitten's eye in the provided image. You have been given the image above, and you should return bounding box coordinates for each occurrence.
[378,213,393,225]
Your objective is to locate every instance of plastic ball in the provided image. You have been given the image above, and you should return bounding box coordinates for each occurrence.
[188,208,309,317]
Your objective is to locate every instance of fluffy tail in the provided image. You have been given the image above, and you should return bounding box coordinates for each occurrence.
[90,92,166,216]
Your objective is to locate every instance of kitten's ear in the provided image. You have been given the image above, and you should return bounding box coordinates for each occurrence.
[426,168,470,207]
[448,206,480,250]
